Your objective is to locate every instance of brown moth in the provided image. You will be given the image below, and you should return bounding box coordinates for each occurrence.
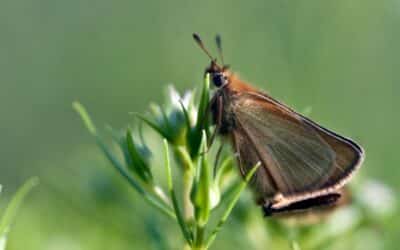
[193,34,364,216]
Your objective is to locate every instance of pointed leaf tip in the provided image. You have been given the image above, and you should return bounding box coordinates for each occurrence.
[126,129,152,182]
[0,177,39,237]
[73,101,97,135]
[192,130,212,226]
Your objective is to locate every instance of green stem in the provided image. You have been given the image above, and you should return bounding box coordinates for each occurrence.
[183,169,194,221]
[173,146,194,221]
[193,225,207,250]
[164,140,193,245]
[205,163,260,249]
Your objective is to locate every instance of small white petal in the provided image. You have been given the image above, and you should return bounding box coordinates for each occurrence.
[168,85,182,108]
[181,91,193,109]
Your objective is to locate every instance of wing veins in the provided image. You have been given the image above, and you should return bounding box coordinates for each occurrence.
[241,109,333,179]
[234,118,281,191]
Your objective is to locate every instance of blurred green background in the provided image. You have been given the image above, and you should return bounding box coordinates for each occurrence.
[1,0,399,249]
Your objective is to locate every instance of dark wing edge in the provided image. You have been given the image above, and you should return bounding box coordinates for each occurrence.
[234,91,364,210]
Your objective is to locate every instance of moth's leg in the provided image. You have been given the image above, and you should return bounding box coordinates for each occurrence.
[198,94,221,156]
[207,95,223,149]
[213,141,225,177]
[231,132,246,176]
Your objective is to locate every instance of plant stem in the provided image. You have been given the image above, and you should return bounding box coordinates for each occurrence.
[183,168,194,220]
[205,163,260,248]
[173,146,194,221]
[164,140,194,245]
[193,225,207,250]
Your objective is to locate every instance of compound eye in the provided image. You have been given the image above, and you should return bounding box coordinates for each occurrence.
[212,73,225,87]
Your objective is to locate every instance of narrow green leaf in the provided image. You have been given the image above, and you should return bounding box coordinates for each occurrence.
[164,140,173,191]
[104,125,123,143]
[163,140,193,245]
[206,162,261,248]
[188,74,211,157]
[159,105,173,133]
[192,130,211,226]
[96,137,175,219]
[106,126,152,176]
[126,129,152,182]
[214,156,234,187]
[73,103,175,219]
[196,74,210,131]
[0,177,39,236]
[187,128,202,159]
[73,101,97,135]
[132,112,171,141]
[105,125,135,170]
[150,103,173,136]
[95,137,144,194]
[178,99,192,133]
[138,122,146,145]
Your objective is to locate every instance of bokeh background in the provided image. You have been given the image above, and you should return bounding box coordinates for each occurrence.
[1,0,399,249]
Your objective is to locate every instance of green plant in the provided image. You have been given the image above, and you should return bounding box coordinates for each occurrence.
[0,178,39,250]
[74,74,259,250]
[74,74,397,250]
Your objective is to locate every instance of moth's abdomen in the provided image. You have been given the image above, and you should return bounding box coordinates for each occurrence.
[218,113,236,134]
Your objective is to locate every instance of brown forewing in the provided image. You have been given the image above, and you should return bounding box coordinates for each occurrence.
[222,75,363,210]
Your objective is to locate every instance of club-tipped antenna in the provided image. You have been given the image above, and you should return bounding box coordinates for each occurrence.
[215,34,225,65]
[193,33,214,61]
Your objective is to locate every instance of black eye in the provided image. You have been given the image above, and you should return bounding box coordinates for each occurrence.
[212,73,225,87]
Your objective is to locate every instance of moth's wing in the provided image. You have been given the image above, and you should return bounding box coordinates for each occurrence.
[231,127,278,199]
[231,92,363,206]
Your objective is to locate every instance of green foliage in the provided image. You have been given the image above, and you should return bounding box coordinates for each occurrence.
[73,102,175,219]
[74,75,258,249]
[191,131,212,227]
[164,139,193,245]
[74,69,400,249]
[74,73,397,249]
[2,1,400,248]
[0,178,38,250]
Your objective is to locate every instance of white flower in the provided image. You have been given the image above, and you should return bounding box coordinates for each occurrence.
[168,85,191,108]
[167,85,197,124]
[358,180,396,217]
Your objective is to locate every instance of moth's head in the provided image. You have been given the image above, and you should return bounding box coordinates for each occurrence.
[205,60,230,88]
[193,33,230,88]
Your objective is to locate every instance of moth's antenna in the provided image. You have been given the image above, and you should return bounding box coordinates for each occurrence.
[215,34,225,65]
[193,33,214,61]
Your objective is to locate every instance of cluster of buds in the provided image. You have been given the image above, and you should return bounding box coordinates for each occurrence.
[74,75,258,250]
